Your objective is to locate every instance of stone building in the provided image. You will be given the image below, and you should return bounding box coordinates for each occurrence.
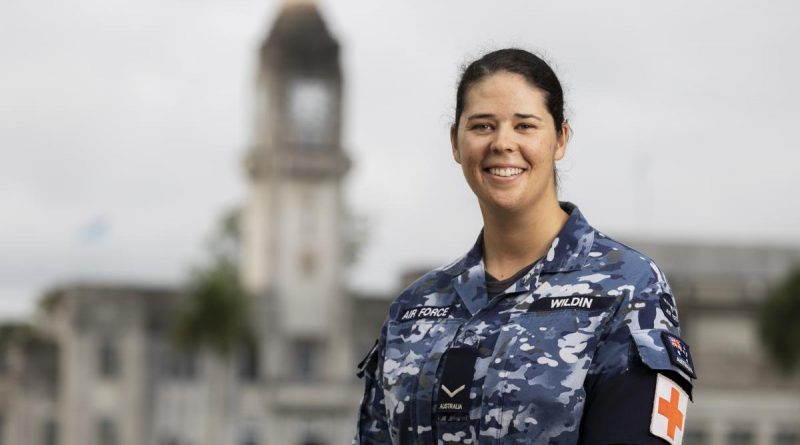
[0,1,798,445]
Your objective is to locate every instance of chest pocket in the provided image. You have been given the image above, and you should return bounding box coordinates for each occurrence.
[383,318,461,443]
[479,297,619,442]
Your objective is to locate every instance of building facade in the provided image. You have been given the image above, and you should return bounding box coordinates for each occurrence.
[0,2,798,445]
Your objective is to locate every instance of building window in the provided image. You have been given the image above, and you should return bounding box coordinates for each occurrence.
[684,429,708,445]
[728,428,755,445]
[237,339,259,382]
[98,338,119,378]
[300,250,316,275]
[776,431,800,445]
[158,436,179,445]
[293,340,319,380]
[97,417,117,445]
[300,436,325,445]
[240,429,259,445]
[164,350,198,381]
[41,418,57,445]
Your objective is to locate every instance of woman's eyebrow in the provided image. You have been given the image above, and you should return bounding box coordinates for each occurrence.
[466,113,542,121]
[466,113,495,120]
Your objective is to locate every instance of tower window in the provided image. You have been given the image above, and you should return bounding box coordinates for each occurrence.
[300,250,316,275]
[287,79,332,148]
[97,417,118,445]
[41,418,57,445]
[97,337,119,378]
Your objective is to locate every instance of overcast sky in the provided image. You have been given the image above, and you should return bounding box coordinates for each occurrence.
[1,0,798,319]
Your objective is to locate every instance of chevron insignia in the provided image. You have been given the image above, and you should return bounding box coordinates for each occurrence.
[441,384,465,398]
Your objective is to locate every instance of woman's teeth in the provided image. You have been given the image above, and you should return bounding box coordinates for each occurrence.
[488,167,524,177]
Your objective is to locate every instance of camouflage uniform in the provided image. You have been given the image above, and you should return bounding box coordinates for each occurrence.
[354,202,695,444]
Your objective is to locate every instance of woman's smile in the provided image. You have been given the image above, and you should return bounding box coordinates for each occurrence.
[484,166,527,178]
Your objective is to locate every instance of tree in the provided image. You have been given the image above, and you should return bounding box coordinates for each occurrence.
[758,266,800,374]
[173,207,252,356]
[172,207,253,445]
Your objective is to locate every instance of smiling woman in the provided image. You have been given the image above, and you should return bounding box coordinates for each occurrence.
[353,49,697,445]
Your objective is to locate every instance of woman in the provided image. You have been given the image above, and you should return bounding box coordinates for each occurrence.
[354,49,695,445]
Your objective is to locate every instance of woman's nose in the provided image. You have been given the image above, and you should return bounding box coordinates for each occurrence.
[490,125,516,153]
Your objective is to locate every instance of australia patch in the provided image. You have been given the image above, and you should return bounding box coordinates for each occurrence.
[398,305,453,321]
[660,294,680,327]
[528,295,616,312]
[662,332,696,379]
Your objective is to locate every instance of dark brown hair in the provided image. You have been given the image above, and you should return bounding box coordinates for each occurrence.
[453,48,565,136]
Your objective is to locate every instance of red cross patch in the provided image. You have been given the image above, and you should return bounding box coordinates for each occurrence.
[650,374,689,445]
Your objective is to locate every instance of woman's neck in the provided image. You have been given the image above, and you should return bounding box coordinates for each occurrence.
[481,198,569,280]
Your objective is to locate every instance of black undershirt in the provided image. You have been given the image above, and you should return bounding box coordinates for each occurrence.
[485,259,539,299]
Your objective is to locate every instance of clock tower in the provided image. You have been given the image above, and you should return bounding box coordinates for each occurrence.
[241,0,355,442]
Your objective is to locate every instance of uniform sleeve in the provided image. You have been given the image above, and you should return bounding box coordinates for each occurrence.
[579,266,695,445]
[353,321,391,445]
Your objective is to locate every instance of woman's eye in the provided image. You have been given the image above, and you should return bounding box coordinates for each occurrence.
[471,123,493,131]
[517,123,536,130]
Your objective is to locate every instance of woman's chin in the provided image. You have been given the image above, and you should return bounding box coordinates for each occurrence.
[480,197,528,216]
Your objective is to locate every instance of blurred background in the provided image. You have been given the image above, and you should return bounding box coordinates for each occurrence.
[1,0,799,444]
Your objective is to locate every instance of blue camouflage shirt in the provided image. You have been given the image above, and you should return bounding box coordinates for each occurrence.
[354,202,695,444]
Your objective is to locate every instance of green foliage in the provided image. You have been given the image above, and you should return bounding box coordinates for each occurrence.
[173,207,252,357]
[38,289,60,314]
[0,322,38,352]
[174,259,251,356]
[208,208,241,265]
[758,266,800,373]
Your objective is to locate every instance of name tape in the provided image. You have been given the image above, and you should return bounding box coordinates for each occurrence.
[528,295,616,312]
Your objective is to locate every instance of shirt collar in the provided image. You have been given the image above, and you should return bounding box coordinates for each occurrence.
[445,202,596,315]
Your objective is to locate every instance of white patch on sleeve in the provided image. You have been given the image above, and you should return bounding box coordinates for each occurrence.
[650,374,689,445]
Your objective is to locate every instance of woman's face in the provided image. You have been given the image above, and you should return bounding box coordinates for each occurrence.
[451,71,568,216]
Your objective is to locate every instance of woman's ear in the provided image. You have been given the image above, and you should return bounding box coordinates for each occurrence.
[450,125,461,164]
[554,120,569,161]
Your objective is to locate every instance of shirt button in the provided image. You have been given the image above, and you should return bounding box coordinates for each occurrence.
[460,329,479,347]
